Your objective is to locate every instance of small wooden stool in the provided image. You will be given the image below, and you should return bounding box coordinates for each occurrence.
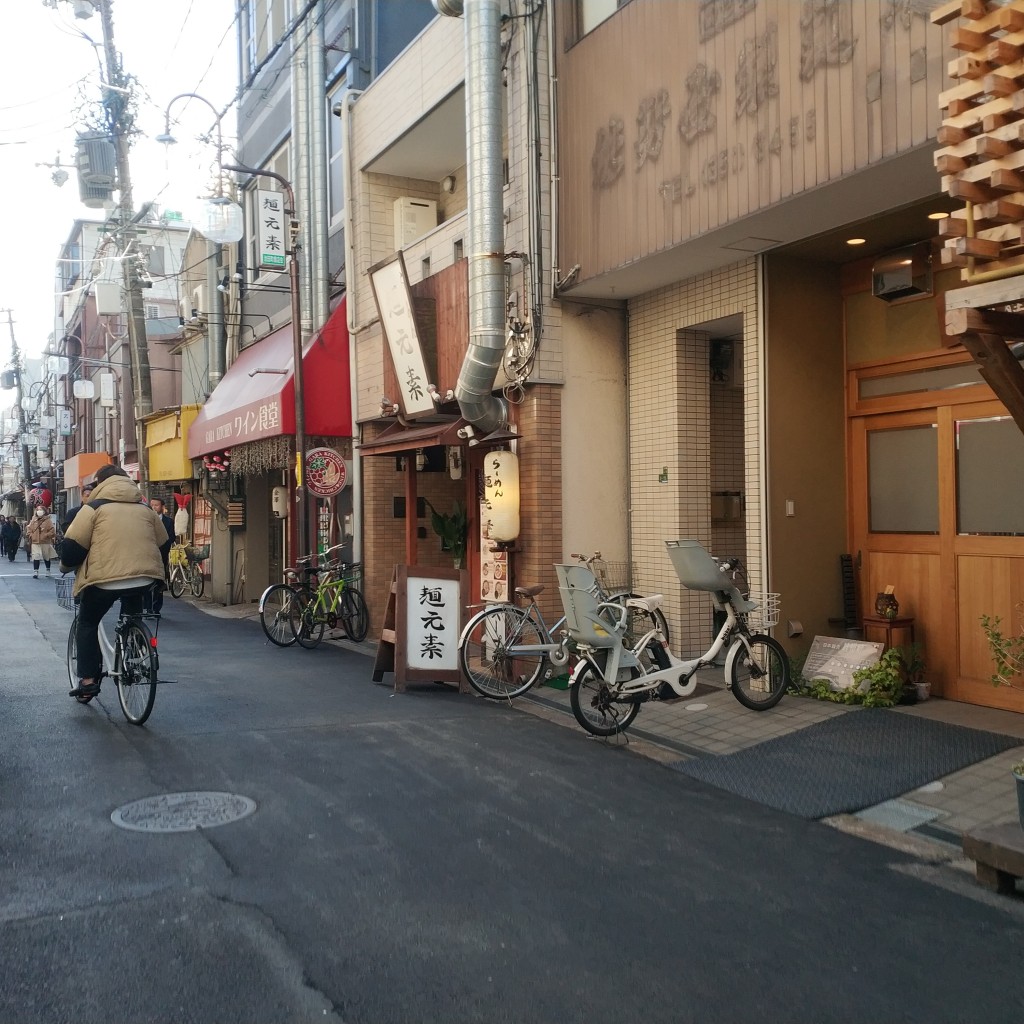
[861,615,915,652]
[963,823,1024,894]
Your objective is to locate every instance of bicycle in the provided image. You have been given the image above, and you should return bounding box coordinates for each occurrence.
[562,539,789,737]
[168,543,206,599]
[457,552,670,700]
[66,583,161,726]
[290,545,369,648]
[258,551,330,646]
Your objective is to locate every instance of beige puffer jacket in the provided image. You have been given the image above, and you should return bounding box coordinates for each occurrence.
[25,513,56,545]
[61,475,169,597]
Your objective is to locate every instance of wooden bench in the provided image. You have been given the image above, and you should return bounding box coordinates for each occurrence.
[963,822,1024,893]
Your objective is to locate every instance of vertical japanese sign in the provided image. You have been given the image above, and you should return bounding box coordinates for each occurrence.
[256,189,287,272]
[367,253,434,418]
[404,575,460,672]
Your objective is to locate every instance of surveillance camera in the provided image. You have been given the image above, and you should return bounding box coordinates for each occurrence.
[332,102,343,117]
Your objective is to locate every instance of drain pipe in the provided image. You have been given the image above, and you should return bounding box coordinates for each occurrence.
[343,87,363,565]
[435,0,508,434]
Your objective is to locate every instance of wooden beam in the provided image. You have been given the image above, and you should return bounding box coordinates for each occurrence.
[945,274,1024,309]
[959,330,1024,434]
[945,307,1024,337]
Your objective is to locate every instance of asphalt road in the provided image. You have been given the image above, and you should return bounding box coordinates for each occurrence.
[2,565,1024,1024]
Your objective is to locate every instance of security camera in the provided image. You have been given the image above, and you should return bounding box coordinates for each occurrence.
[332,102,343,117]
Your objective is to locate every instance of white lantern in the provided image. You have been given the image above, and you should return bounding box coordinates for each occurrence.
[482,449,520,543]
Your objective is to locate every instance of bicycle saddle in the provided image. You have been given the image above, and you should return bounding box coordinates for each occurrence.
[514,584,545,598]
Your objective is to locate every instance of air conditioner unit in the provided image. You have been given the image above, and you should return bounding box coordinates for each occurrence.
[871,243,933,303]
[192,284,207,316]
[394,197,437,248]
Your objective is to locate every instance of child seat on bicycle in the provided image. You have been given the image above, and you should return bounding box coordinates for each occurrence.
[60,465,171,696]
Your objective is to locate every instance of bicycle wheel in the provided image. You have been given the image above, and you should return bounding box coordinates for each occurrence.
[116,621,157,725]
[66,614,95,704]
[294,591,325,649]
[609,592,671,649]
[340,586,369,642]
[459,605,546,699]
[189,564,205,599]
[729,633,789,710]
[169,566,185,599]
[260,584,300,647]
[569,659,640,737]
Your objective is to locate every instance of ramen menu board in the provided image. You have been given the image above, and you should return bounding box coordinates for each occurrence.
[479,520,509,603]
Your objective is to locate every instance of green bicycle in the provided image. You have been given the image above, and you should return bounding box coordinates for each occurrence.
[290,546,370,648]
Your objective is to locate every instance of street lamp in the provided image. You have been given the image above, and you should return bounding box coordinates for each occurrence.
[156,93,243,244]
[222,162,309,562]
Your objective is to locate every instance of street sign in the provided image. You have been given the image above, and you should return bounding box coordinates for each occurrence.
[256,189,287,272]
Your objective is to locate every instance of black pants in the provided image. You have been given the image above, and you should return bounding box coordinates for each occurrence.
[75,586,150,680]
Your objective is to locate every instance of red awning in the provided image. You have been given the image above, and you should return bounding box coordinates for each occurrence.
[188,298,351,459]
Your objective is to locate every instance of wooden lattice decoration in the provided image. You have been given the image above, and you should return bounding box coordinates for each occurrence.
[933,0,1024,279]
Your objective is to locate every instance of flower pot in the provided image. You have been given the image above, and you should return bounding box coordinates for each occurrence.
[914,681,931,701]
[1015,770,1024,831]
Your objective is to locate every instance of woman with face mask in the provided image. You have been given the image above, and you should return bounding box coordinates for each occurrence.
[25,506,58,578]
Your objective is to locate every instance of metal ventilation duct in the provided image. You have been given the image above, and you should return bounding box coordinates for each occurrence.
[436,0,507,434]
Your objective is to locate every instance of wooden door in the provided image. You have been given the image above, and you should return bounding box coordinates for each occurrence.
[851,401,1024,711]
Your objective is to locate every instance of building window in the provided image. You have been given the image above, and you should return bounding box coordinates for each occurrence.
[569,0,633,45]
[327,85,345,225]
[244,0,291,78]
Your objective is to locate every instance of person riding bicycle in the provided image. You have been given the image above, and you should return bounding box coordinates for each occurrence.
[60,465,171,698]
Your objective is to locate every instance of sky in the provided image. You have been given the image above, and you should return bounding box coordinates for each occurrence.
[0,0,239,375]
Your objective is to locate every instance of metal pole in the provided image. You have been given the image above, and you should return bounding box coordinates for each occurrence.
[4,311,33,508]
[96,0,153,487]
[223,164,309,561]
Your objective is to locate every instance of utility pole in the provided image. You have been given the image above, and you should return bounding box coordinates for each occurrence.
[95,0,153,487]
[4,311,33,509]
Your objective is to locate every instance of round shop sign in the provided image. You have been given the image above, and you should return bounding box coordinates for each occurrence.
[305,446,348,496]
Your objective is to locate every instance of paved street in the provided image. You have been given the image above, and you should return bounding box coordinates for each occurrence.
[3,564,1024,1024]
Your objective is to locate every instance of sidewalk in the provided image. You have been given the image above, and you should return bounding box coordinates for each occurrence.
[187,594,1024,854]
[519,669,1024,850]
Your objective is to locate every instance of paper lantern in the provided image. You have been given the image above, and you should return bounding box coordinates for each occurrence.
[482,449,520,543]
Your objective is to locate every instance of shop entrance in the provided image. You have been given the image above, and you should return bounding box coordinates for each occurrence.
[850,394,1024,711]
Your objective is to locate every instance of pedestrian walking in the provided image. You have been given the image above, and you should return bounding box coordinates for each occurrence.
[61,484,94,534]
[146,497,175,614]
[25,507,58,578]
[3,516,21,561]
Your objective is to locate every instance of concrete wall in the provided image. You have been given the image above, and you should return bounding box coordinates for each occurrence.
[764,254,846,658]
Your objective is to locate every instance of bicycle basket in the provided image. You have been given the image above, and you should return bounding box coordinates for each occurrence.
[340,562,363,587]
[186,544,210,564]
[591,559,634,593]
[55,575,75,611]
[169,544,187,566]
[742,592,781,631]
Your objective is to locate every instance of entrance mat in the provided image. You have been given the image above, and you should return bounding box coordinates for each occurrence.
[669,709,1022,820]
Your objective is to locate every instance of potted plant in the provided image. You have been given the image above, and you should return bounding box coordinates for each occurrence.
[900,643,929,702]
[1012,760,1024,831]
[423,499,468,569]
[980,608,1024,690]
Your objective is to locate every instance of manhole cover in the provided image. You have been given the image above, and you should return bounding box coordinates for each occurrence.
[111,791,257,833]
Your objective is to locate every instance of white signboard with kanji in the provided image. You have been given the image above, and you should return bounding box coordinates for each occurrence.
[404,575,460,673]
[368,253,434,418]
[256,189,287,272]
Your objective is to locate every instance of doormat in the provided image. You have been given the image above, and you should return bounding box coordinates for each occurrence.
[669,708,1022,820]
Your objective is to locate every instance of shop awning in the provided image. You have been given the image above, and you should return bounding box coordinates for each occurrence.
[357,416,469,457]
[62,451,113,490]
[188,298,352,459]
[146,405,200,481]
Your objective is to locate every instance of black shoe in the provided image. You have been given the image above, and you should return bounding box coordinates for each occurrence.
[69,681,101,698]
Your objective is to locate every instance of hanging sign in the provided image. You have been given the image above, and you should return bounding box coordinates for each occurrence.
[367,252,434,418]
[256,189,287,272]
[305,446,348,497]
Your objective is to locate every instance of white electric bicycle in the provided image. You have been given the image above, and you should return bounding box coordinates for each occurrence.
[561,540,789,737]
